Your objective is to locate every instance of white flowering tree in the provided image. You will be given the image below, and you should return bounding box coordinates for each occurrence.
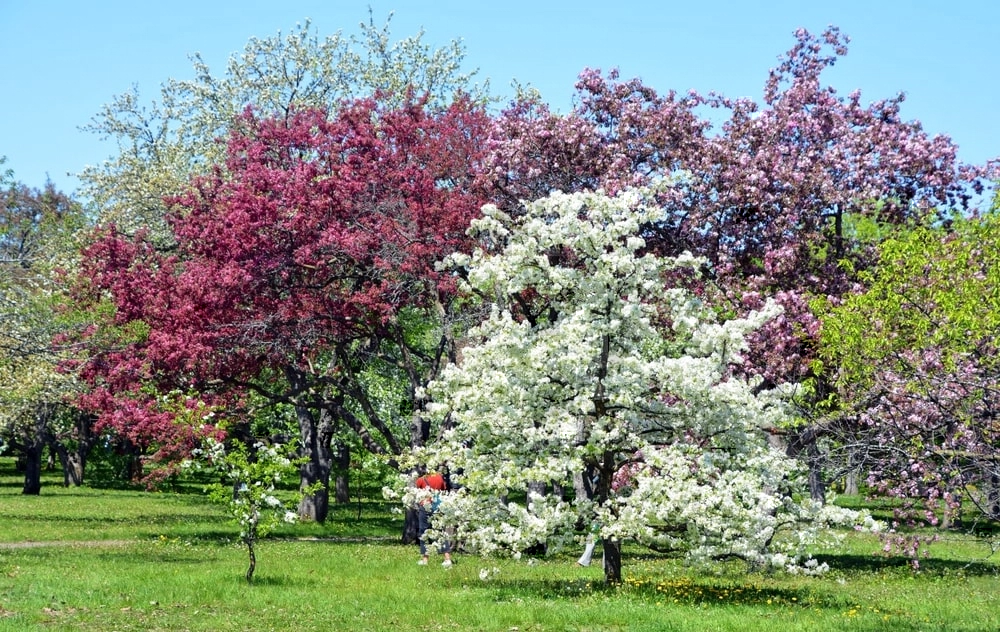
[412,189,870,584]
[193,439,302,583]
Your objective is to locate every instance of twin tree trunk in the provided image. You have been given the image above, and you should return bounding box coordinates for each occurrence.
[51,412,97,487]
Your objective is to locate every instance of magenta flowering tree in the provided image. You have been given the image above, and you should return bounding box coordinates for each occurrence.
[480,26,996,497]
[75,96,490,519]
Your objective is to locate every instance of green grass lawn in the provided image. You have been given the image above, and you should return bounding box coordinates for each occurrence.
[1,457,999,631]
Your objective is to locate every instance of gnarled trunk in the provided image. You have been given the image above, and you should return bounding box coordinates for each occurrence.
[244,536,257,583]
[55,448,86,487]
[296,404,334,523]
[21,403,54,495]
[21,441,44,495]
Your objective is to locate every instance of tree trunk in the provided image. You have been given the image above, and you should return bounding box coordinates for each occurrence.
[119,439,144,482]
[244,537,257,583]
[786,426,826,502]
[602,538,622,584]
[51,413,96,487]
[402,507,420,545]
[333,441,350,504]
[21,441,43,495]
[806,445,826,502]
[844,469,858,496]
[573,470,589,503]
[296,404,334,523]
[51,443,86,487]
[989,471,1000,520]
[400,377,434,545]
[21,403,53,495]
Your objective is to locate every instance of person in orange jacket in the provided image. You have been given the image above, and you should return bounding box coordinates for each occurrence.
[415,470,453,567]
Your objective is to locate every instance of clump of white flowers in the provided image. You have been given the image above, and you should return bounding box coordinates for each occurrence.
[412,188,876,582]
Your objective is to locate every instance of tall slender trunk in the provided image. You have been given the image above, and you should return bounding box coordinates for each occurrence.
[244,536,257,583]
[333,441,350,504]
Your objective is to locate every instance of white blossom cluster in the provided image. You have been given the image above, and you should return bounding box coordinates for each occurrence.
[189,438,300,541]
[414,189,871,572]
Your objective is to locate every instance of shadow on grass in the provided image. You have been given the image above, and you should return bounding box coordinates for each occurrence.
[952,520,1000,539]
[93,548,218,565]
[246,574,314,588]
[0,512,226,527]
[815,552,1000,576]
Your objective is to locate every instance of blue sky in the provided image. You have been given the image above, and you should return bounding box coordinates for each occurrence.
[2,1,997,195]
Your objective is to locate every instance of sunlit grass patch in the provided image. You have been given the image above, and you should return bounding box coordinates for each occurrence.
[3,458,1000,630]
[622,573,815,607]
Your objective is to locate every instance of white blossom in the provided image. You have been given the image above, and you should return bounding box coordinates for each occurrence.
[409,188,873,575]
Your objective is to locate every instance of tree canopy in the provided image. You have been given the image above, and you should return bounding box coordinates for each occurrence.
[79,14,486,243]
[820,210,1000,543]
[409,188,868,584]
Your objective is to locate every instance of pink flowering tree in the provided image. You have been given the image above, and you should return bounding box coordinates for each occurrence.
[480,26,996,498]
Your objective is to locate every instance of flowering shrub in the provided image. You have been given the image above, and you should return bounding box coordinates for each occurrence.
[186,438,303,582]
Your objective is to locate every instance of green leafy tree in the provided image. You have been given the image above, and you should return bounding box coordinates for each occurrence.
[0,169,93,493]
[820,209,1000,548]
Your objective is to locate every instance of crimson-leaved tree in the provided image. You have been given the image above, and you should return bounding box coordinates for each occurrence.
[76,96,490,521]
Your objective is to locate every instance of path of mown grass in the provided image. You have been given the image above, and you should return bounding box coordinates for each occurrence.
[1,458,999,631]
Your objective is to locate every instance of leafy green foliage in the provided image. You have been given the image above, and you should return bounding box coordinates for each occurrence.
[819,212,1000,538]
[823,213,1000,388]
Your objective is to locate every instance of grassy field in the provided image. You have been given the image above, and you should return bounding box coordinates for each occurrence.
[1,458,1000,631]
